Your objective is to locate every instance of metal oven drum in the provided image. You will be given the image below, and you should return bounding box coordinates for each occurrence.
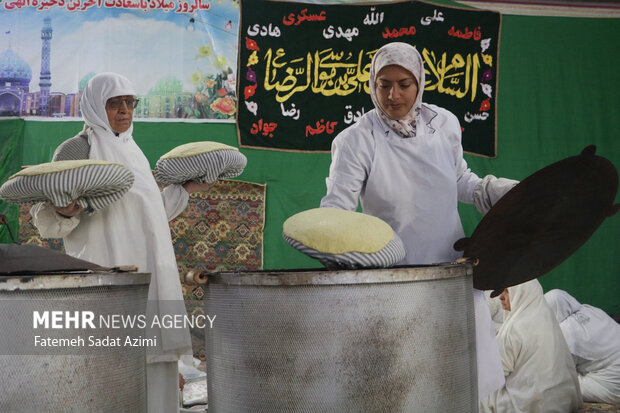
[0,272,150,413]
[205,263,477,413]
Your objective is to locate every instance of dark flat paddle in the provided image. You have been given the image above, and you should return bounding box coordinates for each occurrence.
[454,146,618,297]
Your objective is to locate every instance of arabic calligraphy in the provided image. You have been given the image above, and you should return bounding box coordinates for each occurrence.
[247,23,281,38]
[305,119,338,138]
[280,102,300,120]
[174,0,210,14]
[282,8,327,26]
[363,6,384,25]
[423,48,481,102]
[3,0,208,11]
[323,26,360,42]
[382,26,416,39]
[263,47,372,103]
[250,119,278,137]
[464,112,489,123]
[421,9,444,26]
[343,105,366,124]
[448,26,482,41]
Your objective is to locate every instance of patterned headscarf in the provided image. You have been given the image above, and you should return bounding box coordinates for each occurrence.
[369,42,425,138]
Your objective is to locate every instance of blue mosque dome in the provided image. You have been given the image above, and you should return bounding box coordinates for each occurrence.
[79,72,96,93]
[0,48,32,85]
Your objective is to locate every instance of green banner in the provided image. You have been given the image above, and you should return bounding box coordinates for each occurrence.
[0,119,24,244]
[237,0,500,156]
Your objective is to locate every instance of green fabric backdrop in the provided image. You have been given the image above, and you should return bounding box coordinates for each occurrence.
[0,10,618,315]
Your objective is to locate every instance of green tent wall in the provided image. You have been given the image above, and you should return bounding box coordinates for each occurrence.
[0,9,618,315]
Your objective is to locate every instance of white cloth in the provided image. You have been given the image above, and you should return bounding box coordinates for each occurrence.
[320,107,506,399]
[545,289,620,403]
[485,290,504,335]
[147,361,180,413]
[480,280,582,412]
[31,72,190,412]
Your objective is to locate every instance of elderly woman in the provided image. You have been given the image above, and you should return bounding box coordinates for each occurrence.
[320,41,518,399]
[480,280,582,412]
[30,72,210,413]
[545,289,620,404]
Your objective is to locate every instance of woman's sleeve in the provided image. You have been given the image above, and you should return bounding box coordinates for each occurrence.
[30,202,81,238]
[499,330,522,377]
[161,184,189,221]
[319,133,369,211]
[30,135,89,238]
[445,111,518,213]
[473,175,519,215]
[444,112,483,205]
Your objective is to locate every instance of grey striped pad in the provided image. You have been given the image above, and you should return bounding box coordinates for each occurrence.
[154,150,247,185]
[282,234,406,270]
[0,163,134,214]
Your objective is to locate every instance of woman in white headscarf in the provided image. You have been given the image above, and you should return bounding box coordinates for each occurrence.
[480,280,582,412]
[486,290,504,335]
[320,41,518,400]
[545,289,620,404]
[31,72,210,413]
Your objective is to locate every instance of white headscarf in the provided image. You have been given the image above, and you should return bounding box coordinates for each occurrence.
[545,289,620,362]
[80,72,136,140]
[67,72,191,362]
[369,42,425,138]
[483,279,581,412]
[501,279,544,326]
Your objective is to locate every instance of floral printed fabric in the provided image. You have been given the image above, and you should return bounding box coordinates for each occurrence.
[369,42,425,138]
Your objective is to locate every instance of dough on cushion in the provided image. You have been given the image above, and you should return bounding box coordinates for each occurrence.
[0,160,134,214]
[15,159,121,175]
[282,208,406,269]
[154,141,247,184]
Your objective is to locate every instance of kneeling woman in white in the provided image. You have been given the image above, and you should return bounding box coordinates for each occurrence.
[480,280,582,412]
[545,289,620,404]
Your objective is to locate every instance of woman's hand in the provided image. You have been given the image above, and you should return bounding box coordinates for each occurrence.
[182,180,216,193]
[53,199,82,218]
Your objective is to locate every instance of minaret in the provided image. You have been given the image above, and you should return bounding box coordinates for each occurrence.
[39,17,52,116]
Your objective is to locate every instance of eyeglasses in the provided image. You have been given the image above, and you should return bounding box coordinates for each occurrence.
[106,97,140,109]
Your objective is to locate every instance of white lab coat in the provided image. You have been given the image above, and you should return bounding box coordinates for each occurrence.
[320,106,516,400]
[545,289,620,404]
[480,280,582,413]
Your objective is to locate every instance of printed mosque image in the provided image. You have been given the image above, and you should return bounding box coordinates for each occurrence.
[0,18,78,117]
[0,17,206,119]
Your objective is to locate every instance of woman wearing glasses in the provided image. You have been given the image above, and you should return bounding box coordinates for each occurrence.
[30,72,210,413]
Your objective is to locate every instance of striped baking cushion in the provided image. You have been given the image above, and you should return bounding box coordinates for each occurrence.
[0,160,134,214]
[282,208,406,270]
[154,142,247,185]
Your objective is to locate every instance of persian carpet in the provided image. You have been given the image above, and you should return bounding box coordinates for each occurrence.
[19,203,65,252]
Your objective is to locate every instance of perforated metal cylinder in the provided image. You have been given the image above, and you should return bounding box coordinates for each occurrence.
[0,273,150,413]
[205,264,477,413]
